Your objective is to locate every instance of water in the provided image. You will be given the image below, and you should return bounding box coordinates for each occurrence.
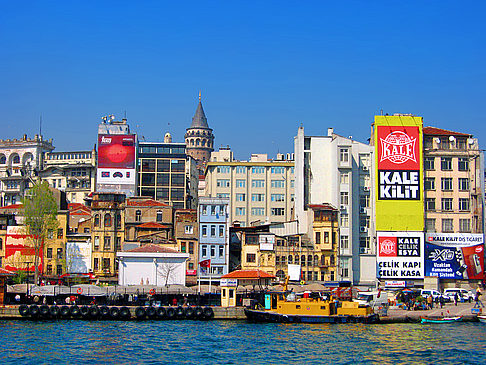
[1,320,485,364]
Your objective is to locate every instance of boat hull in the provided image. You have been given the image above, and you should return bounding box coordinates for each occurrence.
[244,308,379,324]
[478,315,486,323]
[420,316,462,324]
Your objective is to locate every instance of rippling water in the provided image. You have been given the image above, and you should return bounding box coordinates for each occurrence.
[1,320,485,364]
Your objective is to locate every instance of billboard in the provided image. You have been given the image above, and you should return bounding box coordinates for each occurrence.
[66,241,92,274]
[425,233,484,280]
[377,231,424,279]
[4,226,42,272]
[259,234,275,251]
[374,115,424,231]
[96,134,136,196]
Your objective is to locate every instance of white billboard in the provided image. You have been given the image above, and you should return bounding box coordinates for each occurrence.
[377,231,424,279]
[288,264,301,281]
[259,234,275,251]
[66,241,92,273]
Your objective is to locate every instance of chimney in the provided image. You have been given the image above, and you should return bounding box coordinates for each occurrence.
[327,128,334,137]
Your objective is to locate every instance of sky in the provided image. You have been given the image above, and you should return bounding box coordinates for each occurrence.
[1,1,485,159]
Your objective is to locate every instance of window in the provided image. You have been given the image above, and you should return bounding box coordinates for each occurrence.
[339,148,349,164]
[324,231,329,243]
[201,205,207,215]
[104,213,112,227]
[188,262,194,270]
[211,205,217,215]
[236,193,246,202]
[210,245,215,257]
[252,193,265,202]
[442,219,454,233]
[135,210,141,222]
[84,227,90,233]
[360,237,370,251]
[360,195,370,208]
[57,264,63,276]
[458,157,469,171]
[47,248,53,259]
[217,193,229,198]
[57,248,63,259]
[116,214,121,229]
[441,198,453,211]
[219,246,224,258]
[290,180,295,188]
[271,208,285,216]
[57,229,63,239]
[216,179,230,187]
[46,264,52,275]
[441,178,453,191]
[458,178,469,191]
[341,259,349,278]
[459,219,471,233]
[459,198,470,211]
[93,258,99,271]
[236,166,247,174]
[315,232,321,244]
[251,166,265,174]
[425,198,435,210]
[271,167,285,174]
[252,179,264,188]
[340,192,349,206]
[441,157,452,171]
[103,258,110,271]
[210,225,216,237]
[47,229,53,239]
[201,225,207,237]
[202,245,207,257]
[424,157,435,170]
[156,211,163,222]
[246,253,256,263]
[0,238,2,250]
[94,236,100,250]
[181,242,186,253]
[288,255,293,264]
[236,207,246,216]
[340,214,349,227]
[115,237,121,251]
[217,166,230,173]
[236,179,246,188]
[271,194,285,202]
[219,205,225,215]
[104,236,111,250]
[185,225,194,234]
[251,208,265,216]
[341,235,349,250]
[340,172,349,184]
[426,219,436,232]
[271,180,285,188]
[425,178,435,190]
[219,225,224,237]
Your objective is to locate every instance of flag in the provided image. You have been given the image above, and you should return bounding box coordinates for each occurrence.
[200,259,211,268]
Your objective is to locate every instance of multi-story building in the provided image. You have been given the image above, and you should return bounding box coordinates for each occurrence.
[174,209,199,285]
[0,134,54,206]
[88,192,125,281]
[41,148,96,204]
[43,211,69,279]
[185,94,215,172]
[137,133,198,209]
[294,127,375,287]
[423,127,484,234]
[204,148,295,227]
[198,197,230,283]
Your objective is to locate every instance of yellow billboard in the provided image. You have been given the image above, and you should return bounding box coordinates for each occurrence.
[374,115,424,231]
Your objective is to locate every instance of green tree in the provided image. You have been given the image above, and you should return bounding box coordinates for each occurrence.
[22,181,58,285]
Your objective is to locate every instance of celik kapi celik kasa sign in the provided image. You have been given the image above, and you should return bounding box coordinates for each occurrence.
[377,231,424,279]
[425,233,484,280]
[374,115,424,232]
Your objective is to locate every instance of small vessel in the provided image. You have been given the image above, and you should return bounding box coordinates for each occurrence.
[244,278,379,324]
[478,315,486,323]
[420,316,463,324]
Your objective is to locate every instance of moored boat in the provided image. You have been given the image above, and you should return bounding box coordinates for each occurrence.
[420,316,463,324]
[478,315,486,323]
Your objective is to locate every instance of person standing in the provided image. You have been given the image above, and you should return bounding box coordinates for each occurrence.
[427,294,433,310]
[475,287,484,308]
[454,292,459,306]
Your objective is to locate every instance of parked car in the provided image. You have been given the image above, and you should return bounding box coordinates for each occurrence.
[419,289,450,302]
[443,288,474,302]
[354,291,389,308]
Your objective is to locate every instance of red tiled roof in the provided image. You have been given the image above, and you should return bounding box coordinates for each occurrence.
[127,199,169,207]
[68,203,91,215]
[308,204,337,211]
[221,270,276,279]
[423,127,471,137]
[137,222,170,229]
[0,268,15,276]
[127,244,178,253]
[0,203,23,210]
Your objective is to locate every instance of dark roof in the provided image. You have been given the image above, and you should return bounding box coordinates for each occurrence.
[423,127,471,137]
[189,101,210,129]
[127,244,178,253]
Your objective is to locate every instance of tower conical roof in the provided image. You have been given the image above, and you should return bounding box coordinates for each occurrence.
[190,99,210,129]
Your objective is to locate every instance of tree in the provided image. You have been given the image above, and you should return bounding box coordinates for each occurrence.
[22,181,58,285]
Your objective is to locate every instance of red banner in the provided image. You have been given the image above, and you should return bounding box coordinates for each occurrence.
[199,259,211,268]
[98,134,136,169]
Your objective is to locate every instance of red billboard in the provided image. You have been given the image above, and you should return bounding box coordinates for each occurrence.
[98,134,136,169]
[377,126,420,171]
[4,226,43,273]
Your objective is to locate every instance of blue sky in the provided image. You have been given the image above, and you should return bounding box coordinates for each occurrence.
[1,1,484,159]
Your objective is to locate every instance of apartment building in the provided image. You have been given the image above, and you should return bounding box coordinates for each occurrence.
[174,209,199,285]
[204,148,294,227]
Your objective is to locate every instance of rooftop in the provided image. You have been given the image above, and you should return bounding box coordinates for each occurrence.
[127,244,178,253]
[423,126,471,137]
[221,269,276,280]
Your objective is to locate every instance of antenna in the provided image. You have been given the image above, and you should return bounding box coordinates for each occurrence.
[39,114,42,136]
[124,110,127,119]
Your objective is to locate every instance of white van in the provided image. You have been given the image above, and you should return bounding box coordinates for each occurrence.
[354,291,389,309]
[443,288,474,302]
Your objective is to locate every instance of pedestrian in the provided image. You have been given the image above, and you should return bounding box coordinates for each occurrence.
[65,296,71,305]
[475,287,485,308]
[454,292,459,306]
[172,297,178,306]
[439,295,445,308]
[427,295,433,310]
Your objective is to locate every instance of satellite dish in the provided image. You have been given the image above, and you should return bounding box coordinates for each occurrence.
[435,138,441,144]
[468,138,475,145]
[449,136,455,142]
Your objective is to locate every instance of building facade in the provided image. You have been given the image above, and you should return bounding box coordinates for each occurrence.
[204,148,295,227]
[174,209,199,285]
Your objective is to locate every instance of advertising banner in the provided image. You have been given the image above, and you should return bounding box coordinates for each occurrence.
[66,241,92,274]
[377,231,424,279]
[374,115,424,231]
[425,233,484,280]
[259,234,275,251]
[4,226,42,272]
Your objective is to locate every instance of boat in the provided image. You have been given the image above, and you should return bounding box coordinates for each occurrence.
[478,315,486,323]
[420,316,463,324]
[244,278,379,324]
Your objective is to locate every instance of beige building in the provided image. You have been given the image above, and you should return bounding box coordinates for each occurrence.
[423,127,484,234]
[204,148,294,227]
[174,209,199,284]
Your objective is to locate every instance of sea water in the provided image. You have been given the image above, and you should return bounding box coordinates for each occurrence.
[1,320,484,364]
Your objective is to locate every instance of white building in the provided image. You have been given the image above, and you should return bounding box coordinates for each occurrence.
[117,244,189,286]
[294,127,376,287]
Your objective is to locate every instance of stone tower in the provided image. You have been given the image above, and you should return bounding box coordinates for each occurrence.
[185,93,214,171]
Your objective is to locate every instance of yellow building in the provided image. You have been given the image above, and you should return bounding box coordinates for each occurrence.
[43,210,69,279]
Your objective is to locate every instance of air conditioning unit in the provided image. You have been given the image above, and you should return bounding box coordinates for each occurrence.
[363,186,370,192]
[360,247,367,254]
[362,166,369,171]
[340,205,347,211]
[360,207,367,214]
[360,227,368,233]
